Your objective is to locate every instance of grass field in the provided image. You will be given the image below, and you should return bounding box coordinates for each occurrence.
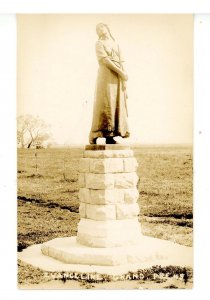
[17,145,193,288]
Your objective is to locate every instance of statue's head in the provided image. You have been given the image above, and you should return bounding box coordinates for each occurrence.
[96,23,115,41]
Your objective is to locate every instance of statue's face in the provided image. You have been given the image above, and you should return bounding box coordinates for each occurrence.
[96,23,109,38]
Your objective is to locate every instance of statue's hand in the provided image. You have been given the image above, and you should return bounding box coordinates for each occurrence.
[120,71,128,81]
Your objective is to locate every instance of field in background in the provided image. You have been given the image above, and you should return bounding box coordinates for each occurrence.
[17,146,193,252]
[17,146,193,287]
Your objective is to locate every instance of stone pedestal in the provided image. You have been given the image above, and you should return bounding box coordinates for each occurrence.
[18,145,193,275]
[77,145,141,248]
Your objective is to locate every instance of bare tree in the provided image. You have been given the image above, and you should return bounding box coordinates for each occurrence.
[17,114,51,148]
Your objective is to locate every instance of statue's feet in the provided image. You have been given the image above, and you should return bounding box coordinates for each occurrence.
[112,136,130,145]
[90,138,97,144]
[90,138,106,145]
[106,137,117,144]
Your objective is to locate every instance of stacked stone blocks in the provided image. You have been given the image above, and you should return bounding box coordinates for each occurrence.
[77,146,141,248]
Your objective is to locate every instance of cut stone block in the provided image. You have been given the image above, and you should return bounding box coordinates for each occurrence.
[86,204,116,221]
[89,189,125,205]
[78,189,125,205]
[85,173,115,189]
[124,157,138,172]
[41,237,128,265]
[77,218,142,248]
[124,188,139,203]
[85,145,131,151]
[114,172,139,189]
[79,188,139,205]
[77,232,141,248]
[77,218,141,239]
[79,158,90,173]
[84,150,134,159]
[107,158,124,173]
[112,150,134,158]
[90,158,124,173]
[79,188,90,203]
[84,150,114,158]
[79,202,86,218]
[116,203,140,219]
[78,173,85,188]
[89,159,105,173]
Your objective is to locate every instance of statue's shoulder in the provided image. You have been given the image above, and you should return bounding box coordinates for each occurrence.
[95,40,105,51]
[96,39,103,46]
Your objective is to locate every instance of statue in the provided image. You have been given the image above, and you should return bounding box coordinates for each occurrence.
[89,23,130,144]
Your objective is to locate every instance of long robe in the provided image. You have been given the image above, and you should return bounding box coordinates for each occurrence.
[89,39,130,144]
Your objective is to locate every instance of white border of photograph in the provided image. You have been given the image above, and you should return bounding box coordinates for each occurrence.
[0,1,210,300]
[0,0,210,13]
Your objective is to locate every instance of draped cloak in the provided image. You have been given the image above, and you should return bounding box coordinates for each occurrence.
[89,39,130,144]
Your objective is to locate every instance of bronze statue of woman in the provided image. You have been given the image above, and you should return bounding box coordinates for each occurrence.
[89,23,130,144]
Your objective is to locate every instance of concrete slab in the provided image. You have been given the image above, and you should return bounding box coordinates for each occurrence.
[18,235,193,276]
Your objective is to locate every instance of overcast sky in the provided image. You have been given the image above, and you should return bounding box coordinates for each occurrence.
[17,14,193,145]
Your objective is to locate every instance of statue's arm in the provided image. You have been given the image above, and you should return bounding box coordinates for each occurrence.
[103,57,128,81]
[117,45,127,91]
[96,40,128,81]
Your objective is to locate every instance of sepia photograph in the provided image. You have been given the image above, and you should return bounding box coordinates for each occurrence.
[16,14,193,290]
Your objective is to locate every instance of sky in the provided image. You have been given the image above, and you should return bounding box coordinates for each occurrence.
[17,14,193,145]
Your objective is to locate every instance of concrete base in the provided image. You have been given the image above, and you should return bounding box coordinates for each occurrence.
[18,235,192,276]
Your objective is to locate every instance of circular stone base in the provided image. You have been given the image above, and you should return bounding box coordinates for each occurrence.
[18,235,192,276]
